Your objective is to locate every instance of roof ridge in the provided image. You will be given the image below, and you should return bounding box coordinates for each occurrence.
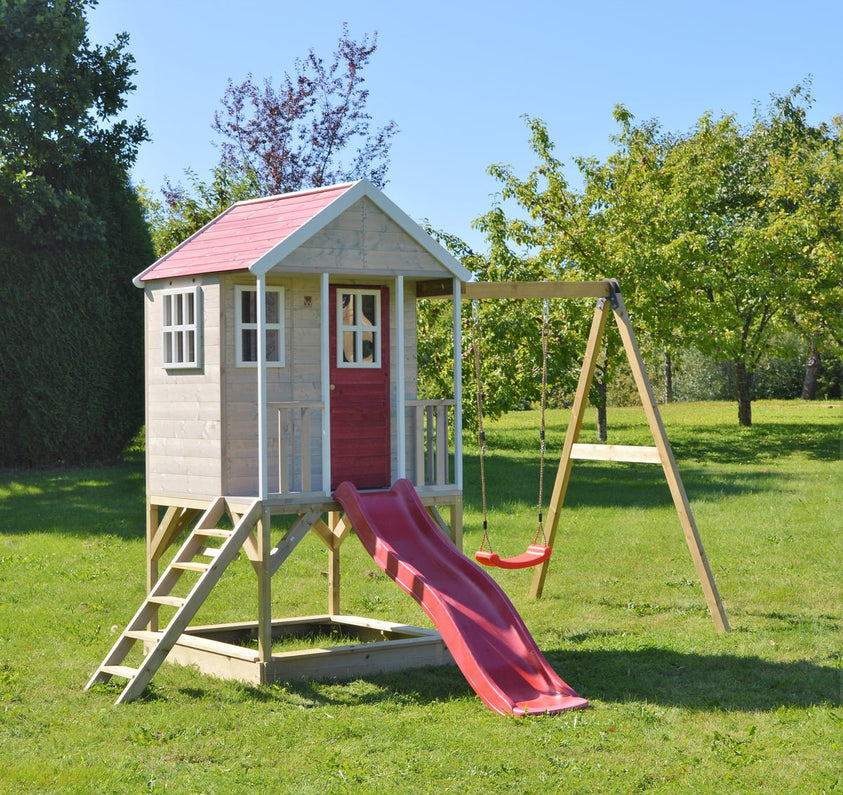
[232,180,360,208]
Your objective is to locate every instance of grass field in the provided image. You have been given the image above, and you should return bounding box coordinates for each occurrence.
[0,400,840,793]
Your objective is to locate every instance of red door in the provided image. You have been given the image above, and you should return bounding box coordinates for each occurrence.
[329,286,391,489]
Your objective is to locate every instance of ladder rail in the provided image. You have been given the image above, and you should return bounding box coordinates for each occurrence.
[85,497,263,703]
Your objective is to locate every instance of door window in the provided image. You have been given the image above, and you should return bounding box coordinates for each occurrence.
[337,289,381,368]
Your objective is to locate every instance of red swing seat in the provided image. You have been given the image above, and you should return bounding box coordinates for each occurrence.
[475,544,552,570]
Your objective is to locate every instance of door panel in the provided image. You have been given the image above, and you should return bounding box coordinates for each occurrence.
[329,286,391,489]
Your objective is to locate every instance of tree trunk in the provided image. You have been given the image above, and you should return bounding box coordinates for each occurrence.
[596,359,608,442]
[664,351,674,403]
[735,359,753,427]
[801,342,820,400]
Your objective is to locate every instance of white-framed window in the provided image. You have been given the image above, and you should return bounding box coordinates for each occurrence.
[337,289,381,368]
[236,284,285,367]
[162,287,201,368]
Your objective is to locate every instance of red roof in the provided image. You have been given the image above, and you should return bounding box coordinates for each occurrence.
[136,182,356,283]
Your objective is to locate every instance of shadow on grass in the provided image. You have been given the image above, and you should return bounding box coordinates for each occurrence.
[206,646,839,713]
[489,417,840,464]
[669,420,841,465]
[0,460,145,539]
[547,647,841,711]
[463,453,787,512]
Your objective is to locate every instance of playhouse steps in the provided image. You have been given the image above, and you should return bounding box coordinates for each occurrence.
[85,497,263,704]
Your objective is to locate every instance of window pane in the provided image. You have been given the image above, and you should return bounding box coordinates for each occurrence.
[175,296,183,325]
[361,294,376,326]
[341,293,356,326]
[186,330,195,363]
[185,292,194,324]
[175,331,184,362]
[342,331,355,363]
[163,295,172,327]
[266,329,279,362]
[265,291,279,324]
[163,331,173,363]
[242,329,257,362]
[362,331,375,362]
[241,290,257,324]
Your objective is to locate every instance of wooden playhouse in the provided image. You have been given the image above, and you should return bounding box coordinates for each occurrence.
[87,179,729,705]
[88,180,472,702]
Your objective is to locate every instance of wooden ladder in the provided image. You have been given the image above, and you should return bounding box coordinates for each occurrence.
[85,497,263,704]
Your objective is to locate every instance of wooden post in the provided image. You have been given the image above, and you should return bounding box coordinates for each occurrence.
[257,505,273,665]
[530,298,611,599]
[146,501,159,632]
[608,283,730,632]
[327,510,342,615]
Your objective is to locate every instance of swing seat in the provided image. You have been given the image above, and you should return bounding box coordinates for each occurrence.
[475,544,552,570]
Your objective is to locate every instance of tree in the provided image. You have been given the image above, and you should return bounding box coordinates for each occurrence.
[0,0,153,465]
[213,24,396,195]
[478,84,843,426]
[146,24,397,256]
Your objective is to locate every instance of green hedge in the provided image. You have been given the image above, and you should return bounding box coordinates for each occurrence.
[0,158,153,466]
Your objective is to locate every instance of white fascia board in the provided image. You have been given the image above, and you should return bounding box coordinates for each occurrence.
[249,179,472,282]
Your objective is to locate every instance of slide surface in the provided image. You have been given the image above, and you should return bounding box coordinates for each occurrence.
[334,479,588,716]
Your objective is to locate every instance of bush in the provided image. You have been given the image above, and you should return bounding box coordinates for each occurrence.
[0,157,153,466]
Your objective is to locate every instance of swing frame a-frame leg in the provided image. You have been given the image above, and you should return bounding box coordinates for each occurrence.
[528,280,730,633]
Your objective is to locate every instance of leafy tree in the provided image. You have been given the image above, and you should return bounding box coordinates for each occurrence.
[147,24,397,255]
[213,23,396,195]
[479,84,843,426]
[419,225,585,439]
[141,165,260,257]
[0,0,153,465]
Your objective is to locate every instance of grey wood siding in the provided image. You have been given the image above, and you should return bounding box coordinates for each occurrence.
[144,277,222,500]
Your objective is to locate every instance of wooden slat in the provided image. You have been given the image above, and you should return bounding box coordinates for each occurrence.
[100,665,138,679]
[172,561,210,572]
[269,510,322,576]
[148,595,187,607]
[570,443,662,464]
[414,404,425,487]
[435,403,448,485]
[462,280,611,300]
[417,279,613,300]
[301,406,312,492]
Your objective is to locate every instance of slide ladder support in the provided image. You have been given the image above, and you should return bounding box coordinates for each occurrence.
[85,497,263,704]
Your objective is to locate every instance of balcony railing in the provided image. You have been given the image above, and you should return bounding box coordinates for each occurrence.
[272,401,324,495]
[406,399,455,487]
[269,397,457,497]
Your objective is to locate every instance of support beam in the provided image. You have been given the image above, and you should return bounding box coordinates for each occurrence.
[416,279,612,300]
[610,287,730,632]
[320,272,332,494]
[396,275,406,480]
[453,277,463,490]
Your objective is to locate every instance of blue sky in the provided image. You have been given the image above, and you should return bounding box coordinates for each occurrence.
[88,0,843,250]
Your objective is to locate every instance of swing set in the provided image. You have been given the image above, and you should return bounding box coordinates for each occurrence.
[472,297,553,570]
[451,278,730,632]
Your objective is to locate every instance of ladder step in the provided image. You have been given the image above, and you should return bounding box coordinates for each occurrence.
[125,630,162,642]
[172,561,210,572]
[101,665,139,679]
[148,595,186,607]
[195,528,234,539]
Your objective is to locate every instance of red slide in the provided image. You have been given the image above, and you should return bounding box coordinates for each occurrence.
[334,479,588,716]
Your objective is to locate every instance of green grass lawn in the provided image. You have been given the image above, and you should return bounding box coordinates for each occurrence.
[0,400,840,793]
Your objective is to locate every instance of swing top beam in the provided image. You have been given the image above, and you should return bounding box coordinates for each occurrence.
[417,279,612,301]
